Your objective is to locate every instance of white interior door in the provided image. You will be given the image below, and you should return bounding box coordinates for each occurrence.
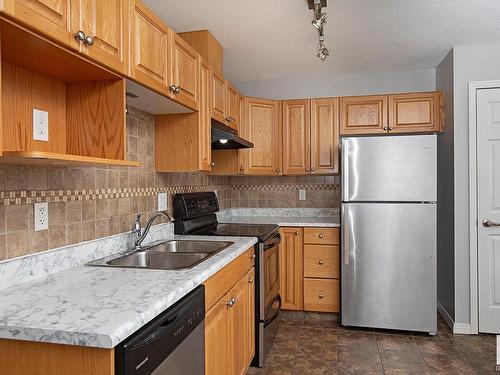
[477,88,500,333]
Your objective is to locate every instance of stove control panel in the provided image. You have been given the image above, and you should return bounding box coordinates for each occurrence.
[173,192,219,219]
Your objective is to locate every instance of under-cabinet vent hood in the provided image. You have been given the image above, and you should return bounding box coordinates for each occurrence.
[211,120,254,149]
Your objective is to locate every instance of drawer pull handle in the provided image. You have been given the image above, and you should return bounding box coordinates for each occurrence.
[318,234,324,239]
[318,260,324,265]
[319,294,324,299]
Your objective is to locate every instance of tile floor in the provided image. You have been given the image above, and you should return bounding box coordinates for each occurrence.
[247,311,497,375]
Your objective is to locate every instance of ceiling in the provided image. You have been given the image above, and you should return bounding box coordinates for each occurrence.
[144,0,500,83]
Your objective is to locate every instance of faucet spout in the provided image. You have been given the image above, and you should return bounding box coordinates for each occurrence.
[133,211,173,250]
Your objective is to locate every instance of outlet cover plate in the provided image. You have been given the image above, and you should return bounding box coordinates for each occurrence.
[34,202,49,231]
[33,109,49,142]
[158,193,167,211]
[299,189,306,201]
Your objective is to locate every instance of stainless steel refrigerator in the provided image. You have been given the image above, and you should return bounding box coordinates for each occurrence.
[341,134,437,334]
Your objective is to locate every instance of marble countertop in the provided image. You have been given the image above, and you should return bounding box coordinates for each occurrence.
[0,235,257,349]
[220,215,339,227]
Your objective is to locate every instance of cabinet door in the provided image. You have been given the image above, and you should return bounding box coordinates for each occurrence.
[74,0,128,74]
[388,92,441,133]
[244,97,282,175]
[244,268,255,366]
[0,0,76,49]
[226,81,239,130]
[199,62,212,171]
[279,227,304,310]
[129,0,170,96]
[340,95,388,135]
[211,71,226,123]
[170,33,200,111]
[228,275,247,375]
[205,298,230,375]
[311,98,339,174]
[282,99,311,175]
[238,95,247,174]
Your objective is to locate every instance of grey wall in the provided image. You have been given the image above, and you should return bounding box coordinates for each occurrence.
[436,50,455,320]
[451,43,500,325]
[235,69,436,99]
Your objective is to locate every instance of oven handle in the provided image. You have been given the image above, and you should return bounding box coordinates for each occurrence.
[264,295,281,328]
[263,233,281,251]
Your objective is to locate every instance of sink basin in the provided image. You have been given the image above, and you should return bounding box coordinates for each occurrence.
[144,240,233,254]
[86,240,234,270]
[106,252,211,270]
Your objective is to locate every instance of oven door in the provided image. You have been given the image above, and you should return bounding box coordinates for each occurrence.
[261,233,281,319]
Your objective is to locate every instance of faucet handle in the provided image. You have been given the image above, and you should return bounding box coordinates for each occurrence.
[132,213,142,237]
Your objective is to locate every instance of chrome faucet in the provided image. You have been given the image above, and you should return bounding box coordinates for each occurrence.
[132,211,173,250]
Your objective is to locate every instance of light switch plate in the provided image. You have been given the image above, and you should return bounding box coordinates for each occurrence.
[299,189,306,201]
[34,202,49,231]
[157,193,167,211]
[33,109,49,141]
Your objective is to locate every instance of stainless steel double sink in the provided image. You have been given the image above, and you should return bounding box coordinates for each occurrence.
[87,240,233,270]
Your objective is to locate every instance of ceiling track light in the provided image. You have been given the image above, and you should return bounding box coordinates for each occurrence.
[309,0,331,61]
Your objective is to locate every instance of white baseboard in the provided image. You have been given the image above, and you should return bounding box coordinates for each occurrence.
[437,302,472,334]
[453,323,472,334]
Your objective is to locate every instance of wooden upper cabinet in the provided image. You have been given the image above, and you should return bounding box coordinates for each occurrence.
[311,98,339,174]
[282,99,311,175]
[211,71,226,123]
[388,92,442,133]
[226,81,239,130]
[340,95,388,135]
[0,0,76,50]
[279,227,304,310]
[169,33,200,111]
[73,0,129,75]
[129,0,171,96]
[244,97,282,175]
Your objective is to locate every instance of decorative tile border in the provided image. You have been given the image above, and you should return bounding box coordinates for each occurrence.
[0,185,231,206]
[232,183,339,191]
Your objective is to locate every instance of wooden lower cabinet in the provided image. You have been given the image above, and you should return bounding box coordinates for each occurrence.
[279,227,304,310]
[204,248,255,375]
[279,226,340,313]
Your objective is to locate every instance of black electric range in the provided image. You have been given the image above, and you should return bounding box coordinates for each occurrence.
[173,192,281,368]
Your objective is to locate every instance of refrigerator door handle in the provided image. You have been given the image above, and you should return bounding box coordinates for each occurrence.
[342,205,350,266]
[341,139,349,202]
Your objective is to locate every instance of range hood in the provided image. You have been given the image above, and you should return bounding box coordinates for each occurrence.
[211,119,254,149]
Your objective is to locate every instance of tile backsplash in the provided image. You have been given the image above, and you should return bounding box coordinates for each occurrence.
[0,107,339,262]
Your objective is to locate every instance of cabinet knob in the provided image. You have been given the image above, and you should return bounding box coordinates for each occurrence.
[318,260,324,265]
[168,84,178,94]
[239,165,244,171]
[295,231,299,235]
[305,168,310,172]
[210,162,216,167]
[318,234,324,239]
[74,30,86,42]
[311,168,315,172]
[388,126,393,131]
[248,277,254,284]
[250,253,256,259]
[225,116,233,123]
[227,298,236,307]
[275,168,280,174]
[84,35,94,46]
[383,126,388,131]
[319,294,324,299]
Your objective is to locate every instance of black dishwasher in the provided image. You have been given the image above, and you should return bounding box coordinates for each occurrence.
[115,285,205,375]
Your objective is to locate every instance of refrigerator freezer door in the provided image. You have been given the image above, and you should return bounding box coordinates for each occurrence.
[341,202,437,333]
[342,135,437,202]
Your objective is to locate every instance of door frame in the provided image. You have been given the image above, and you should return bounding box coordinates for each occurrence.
[468,80,500,335]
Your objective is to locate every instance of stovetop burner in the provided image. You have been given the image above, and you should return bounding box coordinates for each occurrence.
[193,223,279,242]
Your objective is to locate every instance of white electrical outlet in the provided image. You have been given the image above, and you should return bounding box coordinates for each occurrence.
[34,202,48,231]
[157,193,167,211]
[299,189,306,201]
[33,109,49,142]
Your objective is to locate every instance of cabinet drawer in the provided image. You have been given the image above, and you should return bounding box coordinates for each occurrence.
[304,278,339,312]
[303,245,339,279]
[303,228,339,245]
[204,247,255,311]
